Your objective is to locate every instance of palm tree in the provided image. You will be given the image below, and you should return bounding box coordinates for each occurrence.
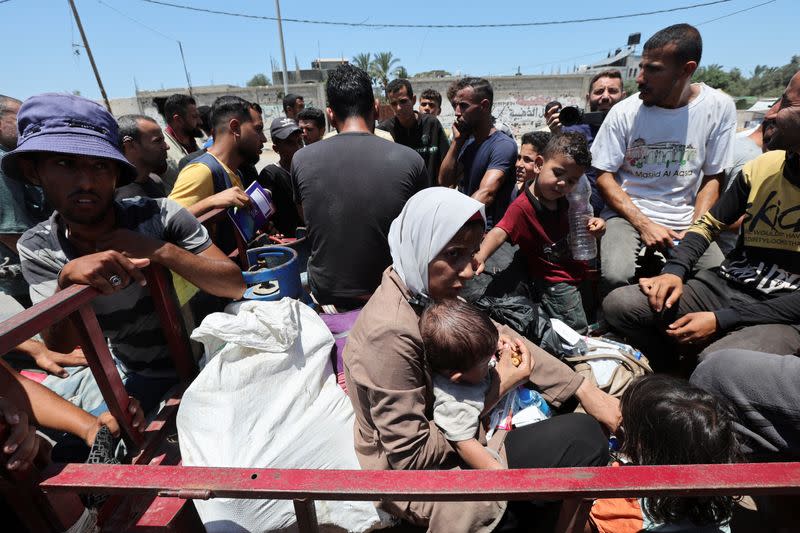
[394,66,409,79]
[370,52,401,90]
[352,52,372,73]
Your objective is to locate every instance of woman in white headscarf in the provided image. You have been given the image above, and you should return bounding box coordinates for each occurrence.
[343,188,620,532]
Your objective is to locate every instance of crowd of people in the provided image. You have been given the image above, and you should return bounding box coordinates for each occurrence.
[0,20,798,532]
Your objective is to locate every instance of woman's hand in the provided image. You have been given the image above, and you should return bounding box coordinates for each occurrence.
[575,380,621,433]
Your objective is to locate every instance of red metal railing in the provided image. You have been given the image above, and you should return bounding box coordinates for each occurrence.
[37,462,800,532]
[2,265,800,532]
[0,265,201,531]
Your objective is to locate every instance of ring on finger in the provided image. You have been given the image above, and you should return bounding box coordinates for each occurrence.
[108,274,123,287]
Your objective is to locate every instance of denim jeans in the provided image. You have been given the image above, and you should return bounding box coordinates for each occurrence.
[537,281,588,334]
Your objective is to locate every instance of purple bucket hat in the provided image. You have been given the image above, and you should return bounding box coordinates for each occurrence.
[1,93,137,185]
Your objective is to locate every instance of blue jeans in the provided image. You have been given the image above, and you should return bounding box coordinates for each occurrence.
[536,281,588,334]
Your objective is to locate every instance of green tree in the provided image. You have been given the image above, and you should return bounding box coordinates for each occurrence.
[693,64,732,92]
[370,52,401,90]
[394,66,409,79]
[246,73,271,87]
[352,52,372,72]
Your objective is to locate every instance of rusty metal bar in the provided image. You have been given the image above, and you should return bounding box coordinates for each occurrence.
[0,284,96,355]
[40,462,800,501]
[144,266,197,383]
[293,499,319,533]
[70,305,144,450]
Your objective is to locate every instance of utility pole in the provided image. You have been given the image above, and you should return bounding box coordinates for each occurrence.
[177,41,193,97]
[274,0,289,94]
[68,0,111,112]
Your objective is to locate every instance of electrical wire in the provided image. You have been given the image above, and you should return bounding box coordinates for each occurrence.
[97,0,175,41]
[137,0,732,29]
[697,0,777,25]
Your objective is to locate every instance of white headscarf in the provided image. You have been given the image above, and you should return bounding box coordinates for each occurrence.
[388,187,485,297]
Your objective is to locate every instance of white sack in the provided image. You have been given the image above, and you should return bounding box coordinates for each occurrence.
[177,298,389,532]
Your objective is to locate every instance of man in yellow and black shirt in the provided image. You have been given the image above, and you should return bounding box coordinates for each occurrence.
[603,70,800,366]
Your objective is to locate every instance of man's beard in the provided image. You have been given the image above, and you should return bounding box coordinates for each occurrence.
[240,148,261,168]
[457,119,474,137]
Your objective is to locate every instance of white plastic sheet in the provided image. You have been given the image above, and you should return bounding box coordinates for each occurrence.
[177,298,389,532]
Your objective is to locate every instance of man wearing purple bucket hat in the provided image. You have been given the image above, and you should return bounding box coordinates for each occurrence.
[3,93,244,413]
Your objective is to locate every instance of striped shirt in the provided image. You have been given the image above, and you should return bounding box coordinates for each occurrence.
[18,197,211,376]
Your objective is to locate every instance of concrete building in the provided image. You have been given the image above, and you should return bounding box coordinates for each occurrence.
[109,71,597,140]
[271,57,349,85]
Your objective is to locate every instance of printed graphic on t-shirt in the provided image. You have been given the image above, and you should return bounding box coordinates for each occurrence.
[625,139,699,177]
[720,255,800,295]
[743,189,800,250]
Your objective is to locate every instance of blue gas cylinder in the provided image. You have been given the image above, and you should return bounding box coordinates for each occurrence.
[241,246,301,301]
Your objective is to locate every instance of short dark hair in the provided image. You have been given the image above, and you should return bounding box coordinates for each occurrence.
[420,299,498,373]
[644,23,703,65]
[521,131,551,153]
[385,78,414,98]
[420,88,442,107]
[197,105,212,135]
[620,375,740,527]
[163,93,196,123]
[326,64,375,122]
[282,93,303,112]
[542,131,592,168]
[117,114,157,145]
[0,94,21,117]
[210,96,254,134]
[589,69,623,92]
[251,103,263,115]
[453,77,494,107]
[446,81,459,106]
[297,107,325,130]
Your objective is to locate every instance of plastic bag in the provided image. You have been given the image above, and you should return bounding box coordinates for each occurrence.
[473,294,563,356]
[177,298,390,532]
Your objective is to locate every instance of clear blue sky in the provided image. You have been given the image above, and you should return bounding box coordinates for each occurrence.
[1,0,796,100]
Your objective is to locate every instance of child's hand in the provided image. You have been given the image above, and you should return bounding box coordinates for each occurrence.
[587,217,606,237]
[496,338,533,388]
[86,397,145,446]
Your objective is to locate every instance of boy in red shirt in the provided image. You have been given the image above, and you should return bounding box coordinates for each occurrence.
[476,132,604,332]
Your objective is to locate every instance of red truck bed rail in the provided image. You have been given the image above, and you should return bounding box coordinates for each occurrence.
[1,262,799,532]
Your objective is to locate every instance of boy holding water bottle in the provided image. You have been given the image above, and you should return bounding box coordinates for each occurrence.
[475,132,605,333]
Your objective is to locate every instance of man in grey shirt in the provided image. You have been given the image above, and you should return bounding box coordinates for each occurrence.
[3,93,244,412]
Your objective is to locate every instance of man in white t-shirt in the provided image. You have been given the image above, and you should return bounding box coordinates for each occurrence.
[591,23,735,295]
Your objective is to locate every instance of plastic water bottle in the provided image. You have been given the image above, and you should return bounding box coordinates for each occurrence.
[567,175,597,261]
[516,387,551,417]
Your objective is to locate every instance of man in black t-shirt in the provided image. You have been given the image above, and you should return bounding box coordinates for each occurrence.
[292,65,428,308]
[258,118,304,236]
[377,79,449,186]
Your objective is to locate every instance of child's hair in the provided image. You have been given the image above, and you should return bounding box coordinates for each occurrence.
[520,131,551,154]
[542,131,591,168]
[620,375,741,527]
[420,299,498,373]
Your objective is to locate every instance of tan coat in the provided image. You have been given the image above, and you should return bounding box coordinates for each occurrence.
[343,268,585,532]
